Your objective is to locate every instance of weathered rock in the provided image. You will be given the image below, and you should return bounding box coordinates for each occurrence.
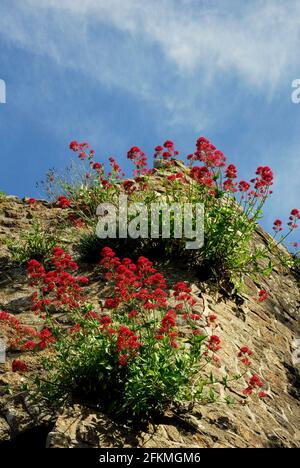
[0,195,299,448]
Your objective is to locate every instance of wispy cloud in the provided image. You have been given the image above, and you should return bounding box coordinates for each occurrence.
[1,0,300,117]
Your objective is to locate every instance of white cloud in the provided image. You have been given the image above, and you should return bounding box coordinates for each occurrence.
[0,0,298,135]
[1,1,300,96]
[13,0,300,90]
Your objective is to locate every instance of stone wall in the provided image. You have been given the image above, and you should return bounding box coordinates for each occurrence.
[0,195,299,448]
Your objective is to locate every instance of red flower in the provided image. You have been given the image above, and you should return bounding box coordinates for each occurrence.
[223,179,237,192]
[288,208,300,229]
[291,208,299,217]
[28,248,87,315]
[173,282,191,296]
[238,346,253,357]
[119,354,129,366]
[207,314,217,323]
[155,145,163,152]
[57,196,71,209]
[100,315,112,325]
[123,180,136,193]
[190,313,201,320]
[161,310,177,331]
[155,334,164,340]
[243,386,253,396]
[252,166,274,192]
[77,276,89,284]
[238,180,250,192]
[249,374,263,388]
[101,247,116,258]
[190,166,214,187]
[69,140,79,151]
[273,219,283,232]
[116,326,141,352]
[241,358,251,366]
[12,359,28,372]
[21,340,38,351]
[163,140,174,149]
[225,164,237,179]
[104,298,119,309]
[27,197,37,205]
[258,289,268,302]
[207,335,221,352]
[39,328,55,349]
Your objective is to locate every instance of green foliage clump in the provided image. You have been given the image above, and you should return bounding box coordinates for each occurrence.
[6,220,59,265]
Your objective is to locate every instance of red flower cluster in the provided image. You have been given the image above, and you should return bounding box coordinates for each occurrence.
[69,140,122,189]
[288,208,300,230]
[154,140,179,161]
[69,140,90,154]
[207,314,217,323]
[173,281,192,300]
[109,156,121,173]
[190,166,214,188]
[273,219,283,232]
[238,346,253,366]
[243,374,265,396]
[92,162,102,170]
[0,311,54,351]
[238,180,251,193]
[123,180,136,194]
[57,195,71,209]
[100,247,167,310]
[225,164,237,179]
[250,166,273,197]
[167,172,186,183]
[99,249,225,355]
[28,247,88,314]
[127,146,148,177]
[188,137,226,168]
[12,359,28,372]
[207,335,221,352]
[258,289,268,302]
[116,325,141,354]
[156,310,179,347]
[186,136,277,204]
[27,198,37,208]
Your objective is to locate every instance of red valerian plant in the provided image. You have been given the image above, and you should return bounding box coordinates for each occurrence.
[32,247,268,416]
[0,311,55,361]
[44,136,299,290]
[28,247,88,316]
[1,247,268,415]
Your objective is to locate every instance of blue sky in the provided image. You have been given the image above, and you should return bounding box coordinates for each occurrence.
[0,0,299,242]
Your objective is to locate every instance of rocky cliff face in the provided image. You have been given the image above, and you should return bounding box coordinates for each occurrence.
[0,195,299,448]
